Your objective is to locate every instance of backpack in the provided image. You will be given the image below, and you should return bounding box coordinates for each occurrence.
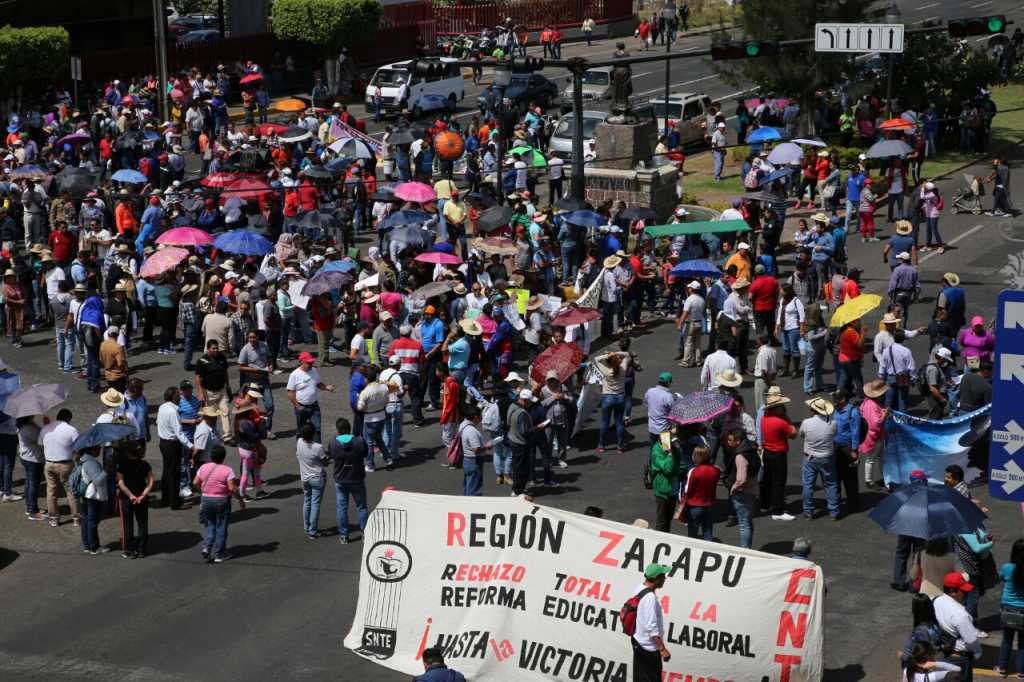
[935,194,944,211]
[620,587,655,637]
[446,426,466,468]
[69,462,89,498]
[916,363,937,397]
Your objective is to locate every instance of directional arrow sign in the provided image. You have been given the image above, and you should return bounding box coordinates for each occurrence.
[991,459,1024,495]
[815,23,904,53]
[994,420,1024,455]
[992,289,1024,501]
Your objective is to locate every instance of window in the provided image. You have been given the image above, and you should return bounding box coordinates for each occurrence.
[683,101,702,119]
[373,69,408,87]
[652,102,682,120]
[444,64,461,80]
[581,71,610,85]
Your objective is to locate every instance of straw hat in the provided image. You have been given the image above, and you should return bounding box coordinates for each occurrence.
[716,369,743,388]
[100,388,124,407]
[603,255,622,269]
[895,220,912,236]
[767,385,783,397]
[881,312,901,325]
[2,269,14,277]
[234,403,257,414]
[505,371,525,384]
[731,278,750,291]
[811,212,830,224]
[180,283,198,296]
[765,393,791,408]
[526,295,543,311]
[806,397,835,417]
[863,379,887,399]
[453,283,467,295]
[459,318,483,336]
[943,272,960,287]
[199,405,224,418]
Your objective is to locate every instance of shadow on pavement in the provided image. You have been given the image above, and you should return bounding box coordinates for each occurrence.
[147,530,203,555]
[822,664,864,681]
[233,506,280,523]
[230,541,280,559]
[0,547,19,570]
[266,473,299,486]
[266,487,302,500]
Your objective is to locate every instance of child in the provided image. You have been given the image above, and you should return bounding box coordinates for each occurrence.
[439,364,461,449]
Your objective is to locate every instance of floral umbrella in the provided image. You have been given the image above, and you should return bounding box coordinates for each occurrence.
[668,391,735,426]
[550,305,602,327]
[470,236,517,256]
[530,342,585,384]
[140,246,189,277]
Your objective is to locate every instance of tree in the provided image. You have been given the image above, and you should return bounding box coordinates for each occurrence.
[272,0,383,95]
[710,0,874,134]
[0,25,70,100]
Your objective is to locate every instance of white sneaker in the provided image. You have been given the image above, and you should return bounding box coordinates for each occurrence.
[771,513,796,521]
[179,488,193,499]
[558,460,568,469]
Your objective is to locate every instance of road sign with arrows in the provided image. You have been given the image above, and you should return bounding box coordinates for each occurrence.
[815,23,905,53]
[991,289,1024,500]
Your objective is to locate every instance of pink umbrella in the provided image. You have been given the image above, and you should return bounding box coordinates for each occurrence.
[140,247,188,277]
[394,182,437,203]
[222,176,272,204]
[240,73,263,85]
[170,88,185,101]
[156,227,214,247]
[415,251,462,265]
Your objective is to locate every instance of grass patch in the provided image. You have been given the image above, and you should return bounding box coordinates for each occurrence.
[683,0,741,30]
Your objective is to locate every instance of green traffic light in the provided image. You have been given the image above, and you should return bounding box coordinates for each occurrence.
[988,16,1004,33]
[745,43,760,57]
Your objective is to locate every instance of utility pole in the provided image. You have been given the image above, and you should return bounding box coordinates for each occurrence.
[153,0,171,121]
[493,65,512,204]
[885,1,901,114]
[661,2,674,137]
[567,58,586,200]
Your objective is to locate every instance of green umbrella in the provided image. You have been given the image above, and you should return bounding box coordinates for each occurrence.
[507,143,547,168]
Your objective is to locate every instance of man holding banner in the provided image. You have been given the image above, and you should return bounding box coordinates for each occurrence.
[629,564,672,682]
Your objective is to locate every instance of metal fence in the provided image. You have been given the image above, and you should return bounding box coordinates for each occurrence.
[434,0,633,34]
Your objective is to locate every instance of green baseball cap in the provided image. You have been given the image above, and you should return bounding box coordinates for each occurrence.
[644,563,671,580]
[658,372,673,384]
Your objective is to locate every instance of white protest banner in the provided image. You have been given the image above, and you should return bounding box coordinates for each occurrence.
[344,491,824,682]
[288,278,310,310]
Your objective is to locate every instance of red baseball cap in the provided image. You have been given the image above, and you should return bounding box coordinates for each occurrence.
[943,572,974,593]
[297,351,316,364]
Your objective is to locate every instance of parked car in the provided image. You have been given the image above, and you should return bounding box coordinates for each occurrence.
[364,58,464,118]
[169,15,217,38]
[178,29,221,47]
[560,67,614,112]
[648,92,714,146]
[548,110,607,159]
[478,73,559,113]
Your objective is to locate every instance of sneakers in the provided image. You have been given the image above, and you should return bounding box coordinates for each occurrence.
[266,432,278,440]
[49,518,59,528]
[1,493,23,502]
[26,511,47,521]
[179,487,193,499]
[213,554,231,563]
[201,547,211,561]
[558,460,568,469]
[364,465,376,473]
[339,536,349,545]
[771,513,796,521]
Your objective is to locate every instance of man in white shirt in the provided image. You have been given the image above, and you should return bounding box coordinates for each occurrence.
[357,366,392,472]
[934,572,982,678]
[547,155,564,201]
[600,255,624,338]
[156,387,193,510]
[38,408,80,527]
[632,563,672,681]
[700,341,738,390]
[379,355,405,463]
[287,351,334,443]
[752,333,778,412]
[191,406,223,465]
[677,280,705,367]
[711,122,727,181]
[723,280,754,374]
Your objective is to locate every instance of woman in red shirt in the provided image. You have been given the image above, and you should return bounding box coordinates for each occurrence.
[837,319,865,395]
[759,393,796,520]
[680,446,720,540]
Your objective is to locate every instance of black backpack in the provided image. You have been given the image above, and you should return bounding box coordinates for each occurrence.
[916,363,937,397]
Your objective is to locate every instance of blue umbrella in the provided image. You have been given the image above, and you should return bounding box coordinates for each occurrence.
[320,259,358,274]
[563,210,604,227]
[111,169,148,184]
[326,156,355,174]
[213,229,274,256]
[10,165,48,180]
[868,482,988,540]
[71,423,137,451]
[381,210,431,230]
[746,127,786,143]
[670,259,721,280]
[756,167,796,188]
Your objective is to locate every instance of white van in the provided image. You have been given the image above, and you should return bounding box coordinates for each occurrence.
[648,92,714,146]
[364,58,465,117]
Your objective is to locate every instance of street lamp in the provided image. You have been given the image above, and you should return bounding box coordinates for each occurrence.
[885,1,902,115]
[662,0,676,137]
[493,66,513,204]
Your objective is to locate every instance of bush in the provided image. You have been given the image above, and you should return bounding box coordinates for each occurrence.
[0,25,69,91]
[272,0,383,50]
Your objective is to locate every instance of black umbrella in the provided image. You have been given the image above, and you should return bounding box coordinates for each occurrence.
[389,225,434,248]
[302,270,353,296]
[387,127,416,145]
[465,191,496,207]
[301,165,333,180]
[56,166,100,198]
[278,125,312,144]
[476,205,513,232]
[370,191,402,202]
[297,209,342,232]
[741,191,787,203]
[555,196,590,212]
[113,130,145,151]
[619,206,656,222]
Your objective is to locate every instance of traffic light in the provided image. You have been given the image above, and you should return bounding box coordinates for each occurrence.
[710,40,779,60]
[511,56,545,72]
[948,15,1006,38]
[409,59,444,79]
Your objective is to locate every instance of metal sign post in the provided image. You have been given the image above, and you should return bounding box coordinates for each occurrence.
[990,289,1024,500]
[70,57,83,108]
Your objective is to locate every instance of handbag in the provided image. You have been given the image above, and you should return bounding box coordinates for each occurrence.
[1002,604,1024,630]
[446,426,467,468]
[821,184,837,200]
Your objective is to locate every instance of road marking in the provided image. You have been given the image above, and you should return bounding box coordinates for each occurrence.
[976,34,998,42]
[914,2,939,9]
[920,222,986,263]
[631,71,653,78]
[917,16,938,24]
[637,74,718,97]
[970,0,993,7]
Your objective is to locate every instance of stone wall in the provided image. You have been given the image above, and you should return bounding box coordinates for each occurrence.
[582,163,679,221]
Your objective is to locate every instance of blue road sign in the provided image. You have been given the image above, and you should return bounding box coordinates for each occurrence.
[990,289,1024,501]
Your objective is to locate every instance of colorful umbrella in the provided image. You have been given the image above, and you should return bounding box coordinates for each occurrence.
[2,383,68,418]
[869,482,987,540]
[550,305,602,327]
[213,230,274,256]
[320,259,358,274]
[530,342,585,384]
[57,131,90,146]
[508,144,547,168]
[257,122,289,137]
[415,251,462,265]
[276,98,308,112]
[111,169,148,184]
[878,118,915,131]
[222,176,272,203]
[470,236,517,256]
[411,280,456,300]
[156,227,214,247]
[829,293,881,327]
[140,246,189,277]
[668,391,735,426]
[240,73,263,85]
[394,182,437,203]
[434,130,465,161]
[669,259,721,279]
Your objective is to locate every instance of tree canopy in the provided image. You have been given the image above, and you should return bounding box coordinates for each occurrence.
[883,32,1001,112]
[0,25,70,92]
[272,0,383,51]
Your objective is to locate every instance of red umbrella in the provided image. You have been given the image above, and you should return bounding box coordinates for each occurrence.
[223,176,272,203]
[240,73,263,85]
[550,305,602,327]
[200,172,241,188]
[257,122,288,137]
[530,342,585,384]
[140,247,189,277]
[878,118,915,131]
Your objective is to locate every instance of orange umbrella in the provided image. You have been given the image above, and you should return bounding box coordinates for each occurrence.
[434,130,465,161]
[878,118,915,131]
[276,98,307,113]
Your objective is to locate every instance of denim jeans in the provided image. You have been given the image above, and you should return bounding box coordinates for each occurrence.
[384,404,403,461]
[998,625,1024,673]
[598,394,626,449]
[21,458,41,513]
[335,480,368,539]
[401,372,423,424]
[780,328,800,358]
[0,450,13,495]
[56,327,74,371]
[838,360,864,396]
[560,246,576,284]
[363,419,389,469]
[200,496,231,558]
[251,375,274,431]
[730,490,754,549]
[712,150,725,180]
[802,341,824,393]
[279,317,293,358]
[80,497,102,551]
[301,475,325,536]
[686,505,714,541]
[295,403,321,443]
[183,321,197,369]
[844,200,860,234]
[463,456,483,496]
[489,429,511,475]
[801,456,840,517]
[884,377,910,412]
[85,344,101,391]
[925,216,943,247]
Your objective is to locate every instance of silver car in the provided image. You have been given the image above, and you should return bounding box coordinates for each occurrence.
[548,110,608,159]
[560,68,614,111]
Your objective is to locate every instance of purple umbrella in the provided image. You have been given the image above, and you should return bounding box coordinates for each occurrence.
[57,131,90,146]
[668,391,735,426]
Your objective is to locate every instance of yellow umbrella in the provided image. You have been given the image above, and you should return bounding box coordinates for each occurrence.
[433,179,458,200]
[275,98,308,113]
[829,293,882,327]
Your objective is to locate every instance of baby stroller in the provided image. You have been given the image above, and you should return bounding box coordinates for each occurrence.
[950,173,984,215]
